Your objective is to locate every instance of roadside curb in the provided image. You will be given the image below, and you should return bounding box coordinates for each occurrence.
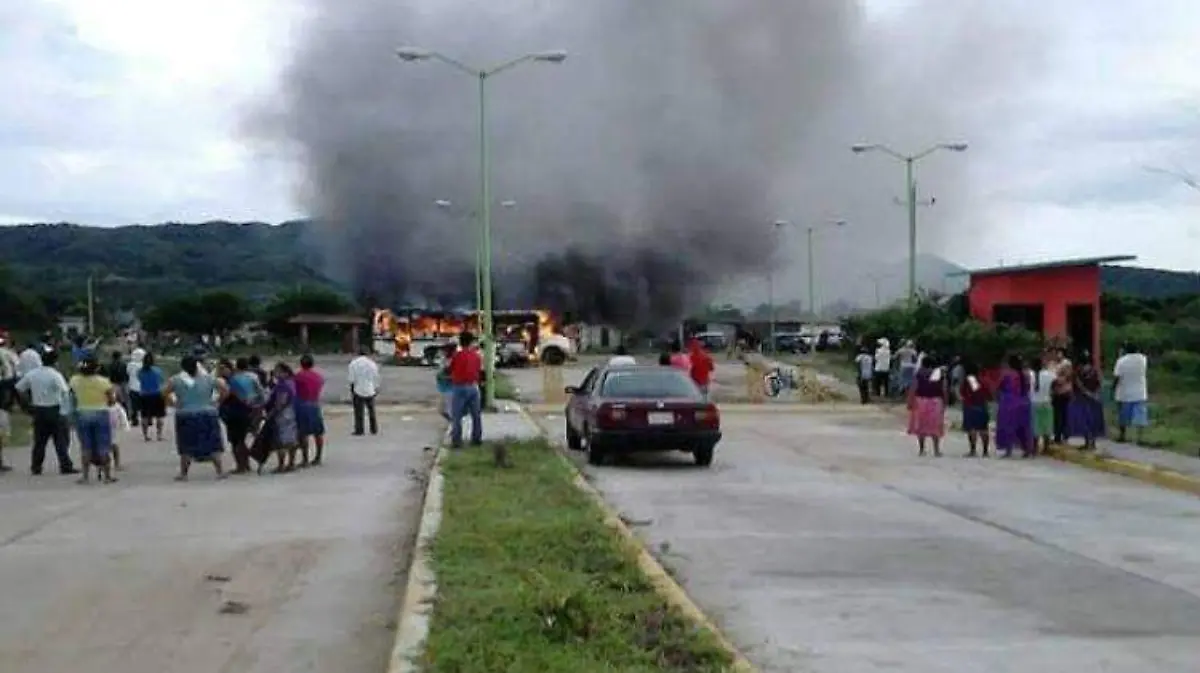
[943,417,1200,497]
[1043,445,1200,497]
[387,444,445,673]
[514,406,760,673]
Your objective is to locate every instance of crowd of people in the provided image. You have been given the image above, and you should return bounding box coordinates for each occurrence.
[599,338,715,395]
[0,331,393,482]
[853,337,1149,458]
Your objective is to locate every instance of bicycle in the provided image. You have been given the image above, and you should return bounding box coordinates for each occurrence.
[763,366,798,398]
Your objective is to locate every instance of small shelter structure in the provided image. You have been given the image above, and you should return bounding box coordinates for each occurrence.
[288,314,369,353]
[949,255,1136,364]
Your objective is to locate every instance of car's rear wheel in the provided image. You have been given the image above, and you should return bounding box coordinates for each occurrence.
[586,434,607,465]
[693,444,714,467]
[541,347,566,366]
[566,421,582,450]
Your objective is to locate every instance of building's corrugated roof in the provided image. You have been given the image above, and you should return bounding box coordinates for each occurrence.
[946,255,1137,278]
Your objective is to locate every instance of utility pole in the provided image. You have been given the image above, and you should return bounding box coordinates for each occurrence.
[852,141,968,306]
[87,273,95,335]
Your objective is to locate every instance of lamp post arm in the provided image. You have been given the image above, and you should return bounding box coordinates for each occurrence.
[484,54,536,77]
[429,52,481,77]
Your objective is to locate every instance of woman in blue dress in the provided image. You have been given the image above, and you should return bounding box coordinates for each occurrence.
[165,355,229,481]
[1067,352,1106,450]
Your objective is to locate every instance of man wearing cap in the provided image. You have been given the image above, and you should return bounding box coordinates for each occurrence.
[18,341,41,378]
[15,349,77,475]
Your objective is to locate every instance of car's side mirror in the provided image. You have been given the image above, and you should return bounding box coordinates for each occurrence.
[564,386,579,395]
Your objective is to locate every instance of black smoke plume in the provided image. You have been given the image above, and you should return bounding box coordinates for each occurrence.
[252,0,1054,326]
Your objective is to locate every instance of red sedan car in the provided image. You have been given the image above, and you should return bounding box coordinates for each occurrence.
[564,365,721,466]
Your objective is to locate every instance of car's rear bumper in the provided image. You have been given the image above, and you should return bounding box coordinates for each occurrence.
[591,428,721,452]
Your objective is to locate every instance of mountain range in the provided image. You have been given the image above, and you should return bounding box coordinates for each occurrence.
[0,222,1195,315]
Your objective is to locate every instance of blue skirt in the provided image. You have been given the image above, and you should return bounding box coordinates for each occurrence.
[76,410,112,458]
[961,404,990,432]
[296,402,326,438]
[175,411,224,460]
[1068,395,1106,438]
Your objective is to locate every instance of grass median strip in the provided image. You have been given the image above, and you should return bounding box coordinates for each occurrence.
[423,438,734,672]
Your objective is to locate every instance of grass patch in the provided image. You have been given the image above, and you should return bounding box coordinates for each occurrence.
[6,412,30,448]
[1115,378,1200,456]
[424,439,733,673]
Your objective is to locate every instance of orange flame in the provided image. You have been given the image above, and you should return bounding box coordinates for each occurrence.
[373,308,562,357]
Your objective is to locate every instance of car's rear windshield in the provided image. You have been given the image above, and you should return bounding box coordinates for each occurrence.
[599,369,702,399]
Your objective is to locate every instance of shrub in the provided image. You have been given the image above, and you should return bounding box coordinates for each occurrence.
[844,299,1042,366]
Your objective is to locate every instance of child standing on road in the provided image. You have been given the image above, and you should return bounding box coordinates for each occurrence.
[854,347,873,404]
[108,397,130,471]
[1030,358,1055,454]
[436,343,457,421]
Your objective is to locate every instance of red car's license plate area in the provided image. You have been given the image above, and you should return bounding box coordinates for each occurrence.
[647,411,674,425]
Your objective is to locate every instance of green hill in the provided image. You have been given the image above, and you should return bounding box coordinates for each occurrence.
[1,222,1196,324]
[1101,264,1200,297]
[0,221,340,315]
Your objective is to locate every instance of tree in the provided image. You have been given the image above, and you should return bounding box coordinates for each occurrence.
[0,264,50,329]
[143,291,253,335]
[261,286,357,336]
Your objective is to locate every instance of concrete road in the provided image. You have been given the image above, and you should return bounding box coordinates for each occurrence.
[0,412,441,673]
[529,406,1200,672]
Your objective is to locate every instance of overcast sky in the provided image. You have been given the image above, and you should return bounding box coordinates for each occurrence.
[3,0,1200,272]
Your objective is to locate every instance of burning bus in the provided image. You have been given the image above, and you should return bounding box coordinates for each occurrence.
[373,308,573,366]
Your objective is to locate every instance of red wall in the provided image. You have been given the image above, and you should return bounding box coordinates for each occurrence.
[967,265,1101,362]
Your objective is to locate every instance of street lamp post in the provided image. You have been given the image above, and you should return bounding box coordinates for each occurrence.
[803,220,848,319]
[398,47,566,410]
[434,198,516,314]
[851,142,967,306]
[767,220,788,354]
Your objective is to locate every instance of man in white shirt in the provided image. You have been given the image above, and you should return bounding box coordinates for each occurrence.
[607,345,637,367]
[872,338,892,398]
[1113,341,1149,444]
[854,347,873,404]
[126,347,146,426]
[14,349,77,475]
[348,348,381,436]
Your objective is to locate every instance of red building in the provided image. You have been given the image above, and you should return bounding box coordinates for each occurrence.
[954,255,1136,364]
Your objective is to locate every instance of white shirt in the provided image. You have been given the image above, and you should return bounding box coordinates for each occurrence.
[0,346,18,380]
[127,360,143,392]
[348,355,381,397]
[874,347,892,372]
[17,347,42,377]
[1031,369,1055,404]
[855,353,873,380]
[15,365,70,409]
[607,355,637,367]
[1113,353,1148,402]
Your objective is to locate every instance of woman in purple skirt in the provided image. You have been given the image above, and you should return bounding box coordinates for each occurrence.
[1067,352,1105,450]
[994,354,1034,458]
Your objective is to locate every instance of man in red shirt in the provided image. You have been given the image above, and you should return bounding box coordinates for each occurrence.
[687,339,714,399]
[447,332,483,448]
[293,354,326,467]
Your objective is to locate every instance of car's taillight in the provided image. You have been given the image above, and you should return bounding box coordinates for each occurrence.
[694,404,720,428]
[597,403,628,428]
